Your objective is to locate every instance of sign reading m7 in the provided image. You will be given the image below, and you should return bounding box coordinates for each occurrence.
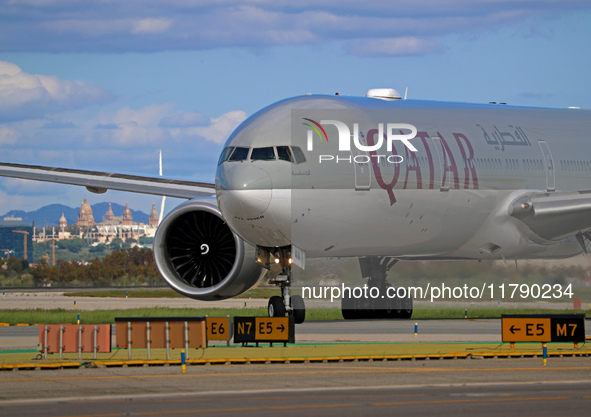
[502,314,585,343]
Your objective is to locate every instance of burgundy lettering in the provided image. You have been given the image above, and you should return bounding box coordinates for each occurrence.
[437,132,460,189]
[368,129,399,205]
[416,131,435,189]
[403,132,422,189]
[453,133,479,189]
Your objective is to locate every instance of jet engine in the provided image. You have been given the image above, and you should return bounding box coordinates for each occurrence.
[153,198,264,300]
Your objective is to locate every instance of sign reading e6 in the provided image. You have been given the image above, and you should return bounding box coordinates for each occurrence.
[206,317,231,341]
[502,314,585,343]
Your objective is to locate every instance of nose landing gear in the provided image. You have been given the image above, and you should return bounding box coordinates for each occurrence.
[258,246,306,324]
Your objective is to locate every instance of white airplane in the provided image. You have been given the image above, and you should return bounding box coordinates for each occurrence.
[1,88,590,323]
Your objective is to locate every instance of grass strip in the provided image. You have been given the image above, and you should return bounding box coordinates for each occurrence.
[0,308,586,325]
[61,288,296,299]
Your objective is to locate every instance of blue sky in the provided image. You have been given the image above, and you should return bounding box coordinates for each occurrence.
[0,1,590,219]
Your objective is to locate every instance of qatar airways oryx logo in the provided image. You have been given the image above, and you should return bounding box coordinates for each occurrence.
[303,118,418,163]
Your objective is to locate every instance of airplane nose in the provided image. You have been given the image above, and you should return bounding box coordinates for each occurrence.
[216,163,273,218]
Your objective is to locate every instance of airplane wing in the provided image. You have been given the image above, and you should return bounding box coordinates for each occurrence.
[0,162,215,199]
[510,190,591,243]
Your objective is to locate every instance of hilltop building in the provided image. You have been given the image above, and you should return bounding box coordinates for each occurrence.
[75,197,96,227]
[33,199,159,243]
[149,203,159,227]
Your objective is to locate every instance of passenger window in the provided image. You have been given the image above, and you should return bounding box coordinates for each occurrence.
[218,147,235,165]
[229,147,250,161]
[277,146,293,162]
[291,146,307,164]
[251,147,276,160]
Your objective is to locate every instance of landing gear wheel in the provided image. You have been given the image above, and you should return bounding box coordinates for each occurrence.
[341,294,356,319]
[268,295,286,317]
[400,291,413,319]
[383,288,413,319]
[291,295,306,324]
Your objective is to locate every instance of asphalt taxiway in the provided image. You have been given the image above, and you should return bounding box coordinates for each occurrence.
[0,293,589,416]
[0,358,590,416]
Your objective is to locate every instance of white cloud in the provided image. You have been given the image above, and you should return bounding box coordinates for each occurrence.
[131,18,174,35]
[1,1,587,53]
[0,61,113,122]
[86,105,246,146]
[346,37,441,56]
[0,125,20,145]
[159,111,208,128]
[89,104,174,146]
[176,110,247,144]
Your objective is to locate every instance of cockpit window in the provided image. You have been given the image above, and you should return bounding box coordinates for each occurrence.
[229,147,250,161]
[251,147,276,161]
[218,147,235,165]
[291,146,306,164]
[220,145,305,164]
[276,146,293,162]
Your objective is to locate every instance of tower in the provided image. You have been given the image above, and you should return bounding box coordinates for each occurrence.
[122,202,133,226]
[149,203,159,227]
[105,203,115,222]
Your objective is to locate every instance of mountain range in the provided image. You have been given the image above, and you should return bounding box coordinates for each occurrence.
[1,203,150,227]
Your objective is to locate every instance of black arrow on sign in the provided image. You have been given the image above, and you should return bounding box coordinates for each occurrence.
[510,325,521,334]
[277,324,285,332]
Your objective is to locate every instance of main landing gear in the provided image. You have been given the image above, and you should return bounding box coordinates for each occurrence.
[258,246,306,324]
[341,257,413,319]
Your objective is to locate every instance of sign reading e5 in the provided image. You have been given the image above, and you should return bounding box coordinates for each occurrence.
[502,314,585,343]
[233,317,295,344]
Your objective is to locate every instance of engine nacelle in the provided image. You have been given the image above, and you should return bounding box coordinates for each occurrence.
[153,198,264,300]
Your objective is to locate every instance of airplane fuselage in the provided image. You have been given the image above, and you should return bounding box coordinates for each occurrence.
[216,95,591,261]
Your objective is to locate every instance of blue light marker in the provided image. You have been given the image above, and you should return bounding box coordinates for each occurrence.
[543,343,547,366]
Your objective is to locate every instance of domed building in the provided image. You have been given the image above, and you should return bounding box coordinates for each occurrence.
[75,197,96,227]
[67,198,158,241]
[59,213,67,230]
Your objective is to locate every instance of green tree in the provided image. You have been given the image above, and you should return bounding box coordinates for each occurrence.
[109,238,124,249]
[6,256,28,274]
[30,257,51,285]
[89,243,106,253]
[56,238,85,253]
[139,236,153,245]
